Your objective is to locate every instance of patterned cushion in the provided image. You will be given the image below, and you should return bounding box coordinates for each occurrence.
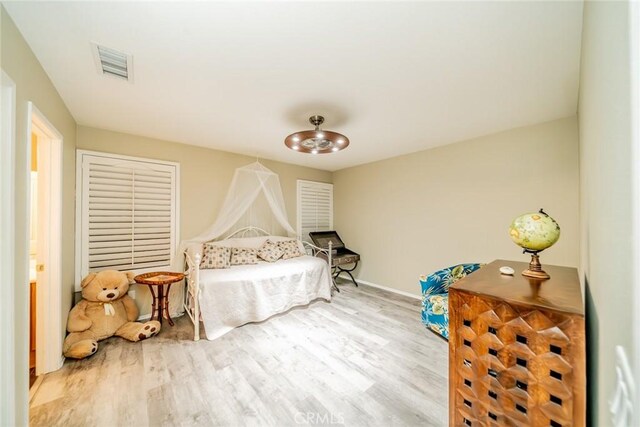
[230,247,258,265]
[423,293,449,338]
[200,244,231,269]
[419,263,483,340]
[257,239,284,262]
[277,239,304,260]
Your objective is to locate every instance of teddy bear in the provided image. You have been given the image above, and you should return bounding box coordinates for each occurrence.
[63,270,161,359]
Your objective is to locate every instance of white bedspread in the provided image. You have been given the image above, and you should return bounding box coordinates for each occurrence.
[198,255,332,340]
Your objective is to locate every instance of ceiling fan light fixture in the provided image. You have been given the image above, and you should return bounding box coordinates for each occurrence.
[285,115,350,154]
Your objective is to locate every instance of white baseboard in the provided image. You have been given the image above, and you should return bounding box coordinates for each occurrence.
[28,376,44,403]
[354,279,422,300]
[137,311,184,322]
[29,355,64,403]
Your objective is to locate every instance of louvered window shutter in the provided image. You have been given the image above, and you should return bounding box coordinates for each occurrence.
[76,151,179,289]
[297,180,333,242]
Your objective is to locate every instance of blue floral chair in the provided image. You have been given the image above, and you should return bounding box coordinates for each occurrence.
[420,263,483,340]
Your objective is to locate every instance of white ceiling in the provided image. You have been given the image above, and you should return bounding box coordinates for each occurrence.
[4,1,583,171]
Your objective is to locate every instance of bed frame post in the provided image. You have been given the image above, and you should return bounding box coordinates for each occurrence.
[328,240,338,292]
[193,253,200,341]
[184,252,201,341]
[301,239,336,293]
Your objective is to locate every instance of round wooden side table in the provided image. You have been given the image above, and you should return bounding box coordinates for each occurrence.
[134,272,185,326]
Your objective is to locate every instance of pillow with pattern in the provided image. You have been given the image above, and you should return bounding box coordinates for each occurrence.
[200,244,231,269]
[230,247,258,265]
[278,239,304,260]
[258,239,284,262]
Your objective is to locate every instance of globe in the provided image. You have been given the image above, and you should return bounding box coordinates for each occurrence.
[508,209,560,280]
[509,210,560,252]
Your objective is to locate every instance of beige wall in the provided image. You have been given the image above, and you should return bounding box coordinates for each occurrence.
[76,126,332,316]
[579,2,635,425]
[333,117,580,296]
[1,7,77,425]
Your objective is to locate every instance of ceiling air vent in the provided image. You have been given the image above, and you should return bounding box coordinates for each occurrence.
[91,43,133,82]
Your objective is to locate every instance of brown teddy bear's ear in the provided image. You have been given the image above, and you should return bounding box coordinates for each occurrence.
[125,271,136,284]
[81,273,97,288]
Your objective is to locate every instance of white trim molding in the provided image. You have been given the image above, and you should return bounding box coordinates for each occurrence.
[27,102,65,376]
[354,279,422,300]
[0,70,17,427]
[137,311,183,322]
[629,2,640,424]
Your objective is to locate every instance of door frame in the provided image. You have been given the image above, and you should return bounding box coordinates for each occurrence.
[1,70,17,427]
[26,102,64,375]
[630,1,640,424]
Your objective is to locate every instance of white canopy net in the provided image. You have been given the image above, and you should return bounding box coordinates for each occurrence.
[172,161,296,269]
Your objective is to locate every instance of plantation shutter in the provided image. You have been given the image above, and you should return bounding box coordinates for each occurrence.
[76,151,179,289]
[297,180,333,242]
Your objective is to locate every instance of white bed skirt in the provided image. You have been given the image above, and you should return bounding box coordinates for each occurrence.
[198,255,332,340]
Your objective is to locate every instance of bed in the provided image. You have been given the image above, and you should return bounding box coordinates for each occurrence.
[183,227,334,340]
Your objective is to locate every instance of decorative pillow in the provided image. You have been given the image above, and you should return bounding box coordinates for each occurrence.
[230,247,258,265]
[209,236,268,249]
[258,239,284,262]
[278,239,304,260]
[200,244,231,269]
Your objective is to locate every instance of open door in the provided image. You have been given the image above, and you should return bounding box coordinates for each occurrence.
[28,134,38,386]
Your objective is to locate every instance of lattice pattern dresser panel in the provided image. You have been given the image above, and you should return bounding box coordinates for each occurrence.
[448,260,585,427]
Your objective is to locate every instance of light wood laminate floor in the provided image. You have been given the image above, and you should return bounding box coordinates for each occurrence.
[30,281,447,426]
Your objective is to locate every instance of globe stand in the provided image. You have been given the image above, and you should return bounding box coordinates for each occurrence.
[522,252,550,280]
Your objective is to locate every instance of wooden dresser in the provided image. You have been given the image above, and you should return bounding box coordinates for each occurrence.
[448,260,584,427]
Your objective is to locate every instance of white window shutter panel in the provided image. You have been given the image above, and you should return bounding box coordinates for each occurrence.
[297,180,333,242]
[76,151,179,289]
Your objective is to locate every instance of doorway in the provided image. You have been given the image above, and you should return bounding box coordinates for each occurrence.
[26,103,64,381]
